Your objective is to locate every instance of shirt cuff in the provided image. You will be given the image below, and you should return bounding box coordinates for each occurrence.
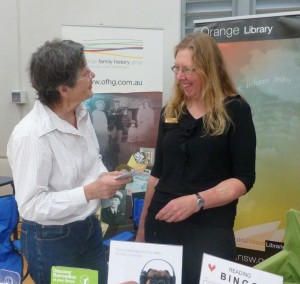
[69,186,89,205]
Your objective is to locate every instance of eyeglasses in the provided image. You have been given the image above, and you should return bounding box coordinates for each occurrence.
[78,66,94,81]
[171,65,195,75]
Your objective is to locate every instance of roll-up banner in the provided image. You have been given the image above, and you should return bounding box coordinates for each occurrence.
[194,12,300,266]
[62,25,163,173]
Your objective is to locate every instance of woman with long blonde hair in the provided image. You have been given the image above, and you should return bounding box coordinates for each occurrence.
[136,33,256,284]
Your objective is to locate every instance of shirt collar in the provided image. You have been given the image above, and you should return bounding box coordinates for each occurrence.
[34,100,88,137]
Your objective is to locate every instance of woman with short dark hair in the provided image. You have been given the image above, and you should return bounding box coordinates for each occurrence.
[7,39,130,284]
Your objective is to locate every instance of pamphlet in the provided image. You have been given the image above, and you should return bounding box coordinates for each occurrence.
[199,253,283,284]
[51,266,98,284]
[108,240,183,284]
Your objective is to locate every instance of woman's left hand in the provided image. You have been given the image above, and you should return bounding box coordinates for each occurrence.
[155,194,199,222]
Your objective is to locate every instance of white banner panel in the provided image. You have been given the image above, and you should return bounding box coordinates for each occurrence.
[62,25,163,93]
[61,25,163,174]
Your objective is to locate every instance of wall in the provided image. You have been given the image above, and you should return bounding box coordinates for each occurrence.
[0,0,181,175]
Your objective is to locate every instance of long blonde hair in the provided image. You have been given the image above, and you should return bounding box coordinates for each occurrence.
[164,33,238,136]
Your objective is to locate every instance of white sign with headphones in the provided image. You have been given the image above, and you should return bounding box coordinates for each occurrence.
[108,240,183,284]
[200,253,283,284]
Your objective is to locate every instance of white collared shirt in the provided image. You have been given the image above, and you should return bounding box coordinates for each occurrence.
[7,100,108,225]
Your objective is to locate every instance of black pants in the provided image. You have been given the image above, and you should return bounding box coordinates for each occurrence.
[145,210,236,284]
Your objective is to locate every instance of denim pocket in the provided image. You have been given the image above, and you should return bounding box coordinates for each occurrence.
[37,224,70,242]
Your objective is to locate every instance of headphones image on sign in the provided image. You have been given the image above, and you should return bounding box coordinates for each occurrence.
[140,259,176,284]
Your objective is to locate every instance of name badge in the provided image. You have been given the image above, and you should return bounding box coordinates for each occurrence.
[165,118,178,123]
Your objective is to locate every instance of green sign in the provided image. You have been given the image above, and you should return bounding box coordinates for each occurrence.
[51,266,98,284]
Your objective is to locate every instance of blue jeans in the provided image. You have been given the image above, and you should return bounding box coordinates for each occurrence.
[21,214,108,284]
